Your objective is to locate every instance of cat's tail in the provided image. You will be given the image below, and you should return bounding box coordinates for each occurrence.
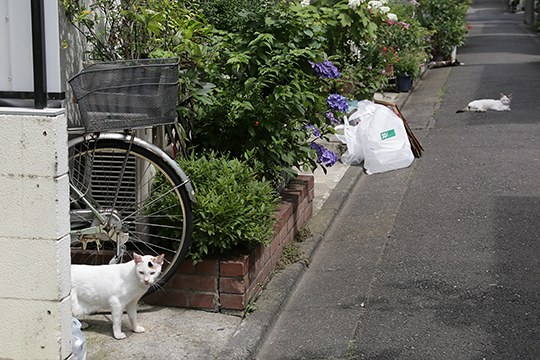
[456,107,467,113]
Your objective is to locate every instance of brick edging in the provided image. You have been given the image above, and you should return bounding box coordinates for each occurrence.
[145,175,314,313]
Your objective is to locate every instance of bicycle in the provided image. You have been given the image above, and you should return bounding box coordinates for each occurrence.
[67,58,195,294]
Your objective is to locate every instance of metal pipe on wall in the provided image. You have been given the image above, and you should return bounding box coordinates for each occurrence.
[30,0,47,109]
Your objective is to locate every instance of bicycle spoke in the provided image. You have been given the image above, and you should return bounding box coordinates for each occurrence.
[69,135,192,291]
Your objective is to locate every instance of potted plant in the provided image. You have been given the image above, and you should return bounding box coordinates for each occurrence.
[393,50,421,92]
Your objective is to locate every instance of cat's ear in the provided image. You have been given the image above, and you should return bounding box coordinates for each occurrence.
[155,254,165,265]
[133,253,143,264]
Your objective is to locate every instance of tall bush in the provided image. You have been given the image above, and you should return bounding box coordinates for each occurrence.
[417,0,470,58]
[62,0,212,63]
[380,1,433,77]
[196,0,273,32]
[304,0,397,99]
[193,3,334,184]
[381,3,433,56]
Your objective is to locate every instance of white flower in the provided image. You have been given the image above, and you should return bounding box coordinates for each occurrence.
[368,0,383,9]
[387,13,398,21]
[348,0,365,9]
[300,0,310,7]
[348,40,362,59]
[380,6,391,13]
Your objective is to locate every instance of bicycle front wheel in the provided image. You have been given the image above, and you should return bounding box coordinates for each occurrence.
[69,133,193,293]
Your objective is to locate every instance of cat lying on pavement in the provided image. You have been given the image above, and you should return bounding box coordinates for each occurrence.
[71,253,164,340]
[456,93,511,113]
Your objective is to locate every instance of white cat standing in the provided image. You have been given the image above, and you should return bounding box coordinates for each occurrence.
[71,253,164,340]
[456,93,512,113]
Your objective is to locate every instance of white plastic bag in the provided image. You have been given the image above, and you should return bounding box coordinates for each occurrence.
[334,110,364,165]
[357,100,414,174]
[72,318,87,360]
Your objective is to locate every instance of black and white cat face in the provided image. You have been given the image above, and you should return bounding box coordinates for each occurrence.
[500,93,512,105]
[133,253,164,286]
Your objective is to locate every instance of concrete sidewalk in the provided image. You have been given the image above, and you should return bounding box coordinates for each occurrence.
[82,67,443,360]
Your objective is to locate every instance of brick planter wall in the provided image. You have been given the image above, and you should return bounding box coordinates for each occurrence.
[145,175,314,313]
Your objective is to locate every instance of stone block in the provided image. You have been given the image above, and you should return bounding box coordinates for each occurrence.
[0,173,69,239]
[0,114,68,178]
[0,297,71,360]
[0,235,71,301]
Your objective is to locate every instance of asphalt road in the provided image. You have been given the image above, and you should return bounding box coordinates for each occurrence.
[257,0,540,359]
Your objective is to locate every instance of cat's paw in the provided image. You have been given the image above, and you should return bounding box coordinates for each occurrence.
[133,325,146,333]
[114,332,127,340]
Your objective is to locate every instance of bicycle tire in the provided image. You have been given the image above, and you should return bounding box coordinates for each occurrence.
[68,134,193,294]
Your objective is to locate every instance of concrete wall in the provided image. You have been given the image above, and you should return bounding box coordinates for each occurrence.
[0,112,72,359]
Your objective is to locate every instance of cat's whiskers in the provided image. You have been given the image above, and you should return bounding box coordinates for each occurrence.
[151,282,166,294]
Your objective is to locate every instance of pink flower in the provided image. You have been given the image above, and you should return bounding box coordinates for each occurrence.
[398,21,410,29]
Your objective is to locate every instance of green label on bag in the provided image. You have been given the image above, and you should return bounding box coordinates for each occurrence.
[380,129,396,140]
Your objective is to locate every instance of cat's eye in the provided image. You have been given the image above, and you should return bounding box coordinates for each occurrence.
[139,271,144,275]
[150,272,156,275]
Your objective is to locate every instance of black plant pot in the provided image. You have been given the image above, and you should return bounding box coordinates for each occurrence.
[396,75,413,92]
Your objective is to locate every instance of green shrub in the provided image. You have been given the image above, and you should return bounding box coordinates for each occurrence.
[307,0,388,99]
[382,2,433,56]
[417,0,470,57]
[196,0,272,32]
[194,3,332,184]
[62,0,213,64]
[178,152,281,263]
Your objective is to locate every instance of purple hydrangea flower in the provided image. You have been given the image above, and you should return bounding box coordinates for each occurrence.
[327,94,349,113]
[325,112,341,125]
[309,60,341,79]
[310,142,338,167]
[305,124,322,138]
[320,148,339,167]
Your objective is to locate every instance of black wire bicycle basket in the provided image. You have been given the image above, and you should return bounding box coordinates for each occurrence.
[68,58,179,132]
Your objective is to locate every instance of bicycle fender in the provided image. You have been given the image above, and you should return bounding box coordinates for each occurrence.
[68,133,197,204]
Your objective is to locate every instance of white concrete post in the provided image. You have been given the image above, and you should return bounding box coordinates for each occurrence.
[0,111,72,359]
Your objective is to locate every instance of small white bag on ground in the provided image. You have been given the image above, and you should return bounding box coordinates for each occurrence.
[357,100,414,174]
[334,110,364,165]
